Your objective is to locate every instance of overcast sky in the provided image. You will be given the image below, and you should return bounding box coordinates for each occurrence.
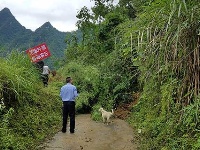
[0,0,95,32]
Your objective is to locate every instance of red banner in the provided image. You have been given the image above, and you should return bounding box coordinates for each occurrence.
[26,43,51,63]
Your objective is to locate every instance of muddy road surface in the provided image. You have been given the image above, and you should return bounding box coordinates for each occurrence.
[42,114,138,150]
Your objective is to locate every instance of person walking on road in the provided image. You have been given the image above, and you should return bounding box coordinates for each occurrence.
[60,77,78,133]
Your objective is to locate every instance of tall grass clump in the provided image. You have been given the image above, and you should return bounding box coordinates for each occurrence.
[0,51,62,150]
[118,0,200,149]
[0,51,40,106]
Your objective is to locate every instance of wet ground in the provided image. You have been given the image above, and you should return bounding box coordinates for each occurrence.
[42,114,138,150]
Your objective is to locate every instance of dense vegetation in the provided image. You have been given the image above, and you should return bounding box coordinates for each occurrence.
[62,0,200,149]
[1,0,200,149]
[0,52,62,149]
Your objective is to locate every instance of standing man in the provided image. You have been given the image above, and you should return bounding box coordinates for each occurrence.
[60,77,78,133]
[41,65,50,87]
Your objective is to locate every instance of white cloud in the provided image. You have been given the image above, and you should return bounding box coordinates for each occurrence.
[0,0,94,32]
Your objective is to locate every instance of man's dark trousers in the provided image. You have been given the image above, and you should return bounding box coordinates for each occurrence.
[62,101,75,133]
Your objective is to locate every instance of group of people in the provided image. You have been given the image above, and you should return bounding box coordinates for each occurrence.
[36,61,79,134]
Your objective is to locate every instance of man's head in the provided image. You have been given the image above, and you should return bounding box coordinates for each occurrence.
[66,77,72,83]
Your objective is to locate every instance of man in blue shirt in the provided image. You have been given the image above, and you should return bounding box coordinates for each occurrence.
[60,77,78,133]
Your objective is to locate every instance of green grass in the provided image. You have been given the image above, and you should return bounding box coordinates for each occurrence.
[0,51,62,150]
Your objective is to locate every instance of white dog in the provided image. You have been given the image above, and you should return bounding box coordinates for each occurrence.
[99,107,114,125]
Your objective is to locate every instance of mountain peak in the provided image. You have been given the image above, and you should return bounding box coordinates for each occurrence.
[0,7,13,18]
[34,21,57,32]
[1,7,11,13]
[0,7,24,32]
[41,21,54,29]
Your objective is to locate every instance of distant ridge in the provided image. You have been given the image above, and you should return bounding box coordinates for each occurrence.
[0,7,64,32]
[0,7,79,68]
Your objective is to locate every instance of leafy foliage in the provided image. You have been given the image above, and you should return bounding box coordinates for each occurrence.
[59,61,101,113]
[61,0,139,120]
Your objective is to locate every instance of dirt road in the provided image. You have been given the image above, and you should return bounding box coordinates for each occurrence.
[42,114,138,150]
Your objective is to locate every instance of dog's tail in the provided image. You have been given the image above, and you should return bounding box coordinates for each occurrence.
[111,109,114,115]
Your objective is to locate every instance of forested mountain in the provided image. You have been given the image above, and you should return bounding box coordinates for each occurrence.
[0,7,80,68]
